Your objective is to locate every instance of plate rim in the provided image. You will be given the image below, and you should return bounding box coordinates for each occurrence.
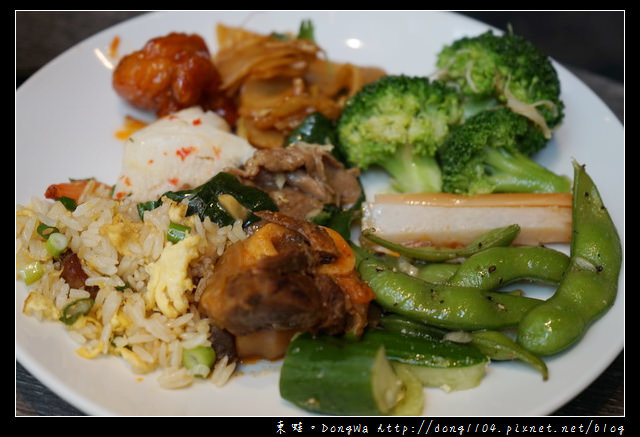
[15,10,624,417]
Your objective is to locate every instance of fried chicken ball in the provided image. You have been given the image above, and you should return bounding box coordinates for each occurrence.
[113,32,233,121]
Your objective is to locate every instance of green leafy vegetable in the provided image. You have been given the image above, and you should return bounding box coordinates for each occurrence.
[312,179,365,241]
[286,112,349,166]
[139,172,277,227]
[136,200,162,221]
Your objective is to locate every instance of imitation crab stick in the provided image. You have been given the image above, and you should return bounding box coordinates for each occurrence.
[361,192,572,248]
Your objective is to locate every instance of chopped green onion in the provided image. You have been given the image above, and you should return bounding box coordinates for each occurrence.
[46,232,69,256]
[36,223,60,239]
[115,282,131,291]
[182,346,216,378]
[59,298,94,325]
[19,261,44,285]
[56,196,77,211]
[167,222,191,243]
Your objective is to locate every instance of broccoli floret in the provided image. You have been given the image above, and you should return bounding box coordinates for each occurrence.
[336,75,463,193]
[438,107,571,195]
[436,30,564,138]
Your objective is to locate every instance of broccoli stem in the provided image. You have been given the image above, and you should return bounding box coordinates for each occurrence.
[472,148,571,194]
[381,145,442,193]
[461,97,500,121]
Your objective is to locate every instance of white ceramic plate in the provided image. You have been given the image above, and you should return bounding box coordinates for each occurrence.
[16,11,624,417]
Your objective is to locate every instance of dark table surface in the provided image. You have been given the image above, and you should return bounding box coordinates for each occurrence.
[15,11,624,418]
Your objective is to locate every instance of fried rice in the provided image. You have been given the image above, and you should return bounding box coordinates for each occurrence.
[15,189,245,389]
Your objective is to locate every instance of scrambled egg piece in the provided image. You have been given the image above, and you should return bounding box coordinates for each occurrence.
[76,340,104,359]
[69,315,102,332]
[110,311,131,334]
[22,292,60,320]
[144,234,201,318]
[115,347,157,374]
[168,200,189,223]
[100,214,153,257]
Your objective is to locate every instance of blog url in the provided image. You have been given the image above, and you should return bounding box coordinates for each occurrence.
[273,418,625,435]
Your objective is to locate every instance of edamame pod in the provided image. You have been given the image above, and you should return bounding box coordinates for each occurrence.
[359,255,543,331]
[378,313,449,338]
[362,224,521,262]
[379,314,548,380]
[447,246,570,290]
[517,161,622,356]
[467,330,548,380]
[415,262,459,283]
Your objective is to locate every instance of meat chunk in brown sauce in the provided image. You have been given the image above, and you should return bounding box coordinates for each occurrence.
[198,212,373,359]
[58,250,99,298]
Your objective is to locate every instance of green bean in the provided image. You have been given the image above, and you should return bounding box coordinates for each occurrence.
[361,224,521,262]
[358,255,543,331]
[517,161,622,356]
[447,246,570,290]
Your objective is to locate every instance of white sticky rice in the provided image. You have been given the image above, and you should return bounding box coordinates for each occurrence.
[15,188,245,389]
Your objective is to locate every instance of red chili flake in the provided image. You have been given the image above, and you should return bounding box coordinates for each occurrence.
[192,118,202,126]
[123,176,132,187]
[168,178,179,186]
[176,146,196,161]
[115,191,127,200]
[168,114,178,120]
[212,146,221,159]
[147,159,154,165]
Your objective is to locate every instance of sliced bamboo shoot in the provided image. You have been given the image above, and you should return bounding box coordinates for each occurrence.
[361,192,572,248]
